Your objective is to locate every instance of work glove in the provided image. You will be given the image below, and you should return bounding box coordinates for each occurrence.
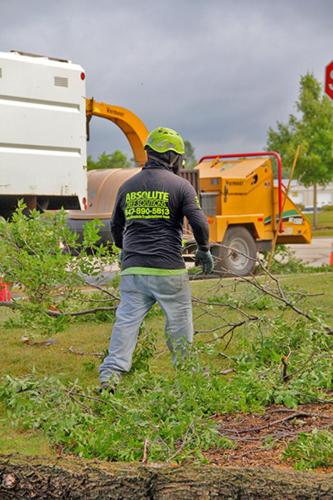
[195,249,214,274]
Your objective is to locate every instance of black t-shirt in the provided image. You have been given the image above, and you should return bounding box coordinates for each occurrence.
[111,162,209,270]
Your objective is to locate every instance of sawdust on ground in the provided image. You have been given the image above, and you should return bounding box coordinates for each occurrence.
[204,403,333,472]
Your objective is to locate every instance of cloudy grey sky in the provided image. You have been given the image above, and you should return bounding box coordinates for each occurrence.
[1,0,332,161]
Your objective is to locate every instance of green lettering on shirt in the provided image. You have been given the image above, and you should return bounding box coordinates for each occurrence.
[125,190,170,220]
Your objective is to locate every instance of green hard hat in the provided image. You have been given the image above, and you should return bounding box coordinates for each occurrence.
[145,127,185,155]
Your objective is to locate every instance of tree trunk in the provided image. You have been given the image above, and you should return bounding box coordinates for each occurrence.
[313,182,318,229]
[1,454,333,499]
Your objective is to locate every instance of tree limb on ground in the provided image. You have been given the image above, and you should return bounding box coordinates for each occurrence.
[1,455,333,499]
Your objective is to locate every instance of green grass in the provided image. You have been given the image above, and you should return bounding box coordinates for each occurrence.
[307,210,333,237]
[0,402,52,456]
[0,273,332,458]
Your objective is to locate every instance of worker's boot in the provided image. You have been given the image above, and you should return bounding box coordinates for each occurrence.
[98,372,121,395]
[99,382,116,394]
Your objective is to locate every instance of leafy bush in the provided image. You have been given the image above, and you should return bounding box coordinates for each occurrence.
[283,429,333,470]
[0,202,116,336]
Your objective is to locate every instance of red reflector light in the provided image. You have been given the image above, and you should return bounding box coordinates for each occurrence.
[257,217,263,222]
[82,197,88,210]
[81,72,85,80]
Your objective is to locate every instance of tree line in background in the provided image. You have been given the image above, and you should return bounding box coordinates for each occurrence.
[87,140,197,171]
[87,150,132,170]
[88,74,333,228]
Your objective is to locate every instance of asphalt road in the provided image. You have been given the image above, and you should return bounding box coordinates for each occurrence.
[288,237,333,267]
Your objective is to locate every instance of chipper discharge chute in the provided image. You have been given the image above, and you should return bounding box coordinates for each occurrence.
[195,152,311,276]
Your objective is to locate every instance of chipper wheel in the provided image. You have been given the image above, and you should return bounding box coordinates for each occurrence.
[211,226,257,276]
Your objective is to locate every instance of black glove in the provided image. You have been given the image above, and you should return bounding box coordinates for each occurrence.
[195,249,214,274]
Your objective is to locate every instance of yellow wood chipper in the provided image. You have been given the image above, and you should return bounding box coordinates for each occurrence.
[192,152,311,275]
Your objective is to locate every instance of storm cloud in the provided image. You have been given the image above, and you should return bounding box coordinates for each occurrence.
[1,0,332,161]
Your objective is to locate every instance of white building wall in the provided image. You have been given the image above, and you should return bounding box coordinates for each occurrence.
[287,180,333,208]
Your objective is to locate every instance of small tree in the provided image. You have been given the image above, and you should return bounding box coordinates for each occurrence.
[267,73,333,227]
[184,140,197,169]
[0,202,116,336]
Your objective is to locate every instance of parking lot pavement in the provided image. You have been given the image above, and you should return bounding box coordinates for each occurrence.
[288,237,333,267]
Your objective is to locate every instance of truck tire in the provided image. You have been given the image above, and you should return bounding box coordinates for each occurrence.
[212,226,257,276]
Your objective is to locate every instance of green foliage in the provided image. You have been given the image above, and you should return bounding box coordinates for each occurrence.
[229,314,332,409]
[207,290,275,311]
[0,202,115,336]
[131,325,158,372]
[87,150,132,170]
[267,73,333,188]
[0,311,331,464]
[0,355,235,463]
[283,429,333,470]
[184,140,197,169]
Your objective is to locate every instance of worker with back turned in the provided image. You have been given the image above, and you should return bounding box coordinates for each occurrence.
[99,127,213,391]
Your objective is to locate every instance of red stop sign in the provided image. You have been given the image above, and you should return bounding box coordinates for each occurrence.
[325,61,333,99]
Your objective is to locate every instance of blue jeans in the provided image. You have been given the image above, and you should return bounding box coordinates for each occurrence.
[99,274,193,383]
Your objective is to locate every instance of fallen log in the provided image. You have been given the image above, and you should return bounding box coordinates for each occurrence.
[0,454,333,499]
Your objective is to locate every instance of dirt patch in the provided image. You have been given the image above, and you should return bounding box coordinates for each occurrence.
[205,403,333,471]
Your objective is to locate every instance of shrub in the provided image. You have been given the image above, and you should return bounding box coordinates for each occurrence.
[0,202,115,336]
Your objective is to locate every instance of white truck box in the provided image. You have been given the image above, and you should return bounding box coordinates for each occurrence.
[0,51,87,212]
